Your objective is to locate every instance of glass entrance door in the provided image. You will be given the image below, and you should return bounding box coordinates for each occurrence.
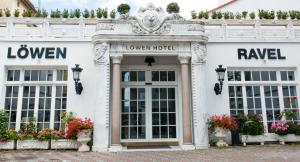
[121,70,178,141]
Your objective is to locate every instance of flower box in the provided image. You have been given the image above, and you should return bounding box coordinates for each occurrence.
[51,139,79,150]
[240,135,264,146]
[0,140,15,150]
[277,134,300,144]
[17,140,49,150]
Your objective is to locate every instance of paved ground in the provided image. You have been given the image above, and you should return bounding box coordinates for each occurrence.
[1,144,300,162]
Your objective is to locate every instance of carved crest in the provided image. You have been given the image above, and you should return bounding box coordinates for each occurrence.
[132,3,172,34]
[94,43,109,64]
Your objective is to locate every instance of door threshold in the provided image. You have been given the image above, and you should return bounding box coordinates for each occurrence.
[122,146,181,152]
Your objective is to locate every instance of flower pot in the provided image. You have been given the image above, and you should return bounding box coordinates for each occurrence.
[277,134,300,144]
[51,139,79,150]
[17,140,49,150]
[240,135,264,146]
[214,127,229,147]
[77,129,92,152]
[0,140,15,150]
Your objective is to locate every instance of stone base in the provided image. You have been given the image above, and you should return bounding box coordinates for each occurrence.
[109,145,123,152]
[92,146,109,152]
[181,144,195,150]
[195,144,209,149]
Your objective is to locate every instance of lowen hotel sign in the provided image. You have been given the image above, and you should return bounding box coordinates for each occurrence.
[124,44,177,51]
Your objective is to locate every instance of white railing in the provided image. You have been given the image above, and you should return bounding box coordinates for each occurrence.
[0,18,300,42]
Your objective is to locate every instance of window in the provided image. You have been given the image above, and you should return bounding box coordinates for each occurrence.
[227,69,298,132]
[4,69,68,131]
[152,71,176,82]
[122,71,145,82]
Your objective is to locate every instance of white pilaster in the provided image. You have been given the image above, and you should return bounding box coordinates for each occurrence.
[92,42,110,152]
[191,42,209,149]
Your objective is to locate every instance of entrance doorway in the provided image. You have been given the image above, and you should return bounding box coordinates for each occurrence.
[120,68,179,142]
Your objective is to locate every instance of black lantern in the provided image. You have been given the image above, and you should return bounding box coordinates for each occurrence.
[144,56,155,66]
[71,64,83,95]
[214,65,226,95]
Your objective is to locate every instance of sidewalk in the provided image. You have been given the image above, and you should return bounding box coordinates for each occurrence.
[1,144,300,162]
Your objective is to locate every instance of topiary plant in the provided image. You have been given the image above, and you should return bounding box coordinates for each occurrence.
[235,12,242,19]
[14,9,20,17]
[96,8,103,18]
[90,9,95,18]
[242,11,248,19]
[117,3,130,15]
[83,9,90,18]
[62,9,69,18]
[102,8,108,18]
[74,9,81,18]
[42,9,48,18]
[4,8,11,17]
[166,2,180,14]
[110,9,116,19]
[249,12,256,19]
[35,9,42,17]
[224,11,230,19]
[0,9,3,17]
[69,10,75,18]
[191,10,197,19]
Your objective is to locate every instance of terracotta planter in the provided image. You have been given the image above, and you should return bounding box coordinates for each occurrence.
[51,139,79,150]
[214,127,229,147]
[240,135,264,146]
[17,140,49,150]
[77,129,92,152]
[0,140,15,150]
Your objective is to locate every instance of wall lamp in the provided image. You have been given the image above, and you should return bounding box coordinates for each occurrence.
[214,65,226,95]
[144,56,155,66]
[71,64,83,95]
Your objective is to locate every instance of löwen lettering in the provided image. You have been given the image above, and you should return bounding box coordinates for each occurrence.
[7,45,67,59]
[238,48,286,60]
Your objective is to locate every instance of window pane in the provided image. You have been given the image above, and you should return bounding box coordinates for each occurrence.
[122,71,130,82]
[152,71,159,81]
[261,71,269,81]
[246,86,253,97]
[39,70,47,81]
[168,71,175,81]
[234,71,241,81]
[288,71,295,81]
[252,71,260,81]
[130,71,137,81]
[236,86,243,97]
[47,70,53,81]
[227,71,234,81]
[270,71,277,81]
[245,71,251,81]
[24,70,30,81]
[281,71,287,81]
[138,71,145,81]
[7,70,14,81]
[160,71,167,81]
[31,70,39,81]
[229,86,235,97]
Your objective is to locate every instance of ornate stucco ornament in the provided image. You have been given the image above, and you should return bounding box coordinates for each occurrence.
[94,42,109,64]
[131,3,185,35]
[191,42,207,64]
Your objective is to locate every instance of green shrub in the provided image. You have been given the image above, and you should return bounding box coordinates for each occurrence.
[62,9,69,18]
[83,9,90,18]
[35,9,42,17]
[90,9,95,18]
[217,11,222,19]
[211,11,217,19]
[0,9,3,17]
[6,129,18,140]
[117,3,130,15]
[287,121,300,134]
[191,10,197,19]
[166,2,180,14]
[0,111,8,138]
[240,114,264,135]
[242,11,248,19]
[74,9,81,18]
[102,8,108,18]
[235,12,242,19]
[96,8,103,18]
[249,12,256,19]
[110,9,116,19]
[42,9,48,18]
[224,12,230,19]
[4,8,11,17]
[70,10,75,18]
[14,9,20,17]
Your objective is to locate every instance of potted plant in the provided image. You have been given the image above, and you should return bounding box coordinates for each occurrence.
[42,9,48,18]
[191,11,197,19]
[14,9,20,17]
[239,114,265,146]
[242,11,248,19]
[63,112,93,152]
[50,130,79,150]
[249,12,256,20]
[166,2,180,14]
[83,9,90,18]
[74,9,81,18]
[16,118,49,150]
[4,8,11,17]
[62,9,69,18]
[96,8,103,18]
[90,9,95,18]
[209,114,238,147]
[0,129,18,150]
[110,9,116,19]
[0,111,15,150]
[102,8,108,19]
[271,121,289,144]
[117,3,130,18]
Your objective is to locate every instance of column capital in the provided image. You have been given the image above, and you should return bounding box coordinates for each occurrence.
[111,55,123,64]
[178,56,190,64]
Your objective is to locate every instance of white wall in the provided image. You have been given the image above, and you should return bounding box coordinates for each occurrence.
[205,42,300,115]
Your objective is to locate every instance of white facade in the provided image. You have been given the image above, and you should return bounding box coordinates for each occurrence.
[1,3,300,151]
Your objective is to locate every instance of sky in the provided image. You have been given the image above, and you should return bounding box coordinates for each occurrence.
[30,0,220,19]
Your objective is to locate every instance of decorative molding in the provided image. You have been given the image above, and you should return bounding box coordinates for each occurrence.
[111,55,123,64]
[191,42,207,65]
[178,55,190,64]
[94,42,109,64]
